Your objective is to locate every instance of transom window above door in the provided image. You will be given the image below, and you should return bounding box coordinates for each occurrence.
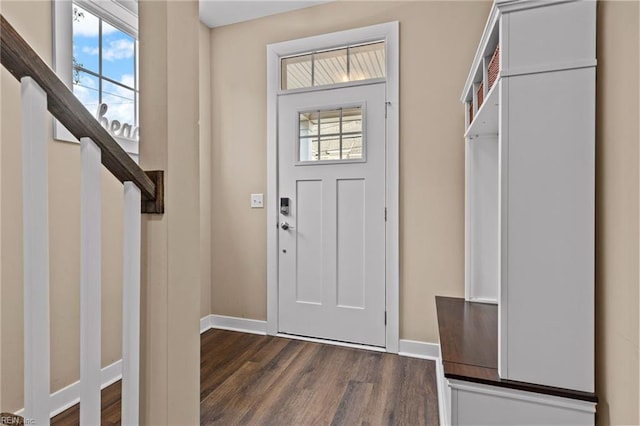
[298,106,364,162]
[281,41,385,90]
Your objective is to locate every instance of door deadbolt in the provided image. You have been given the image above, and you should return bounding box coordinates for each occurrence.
[280,197,290,215]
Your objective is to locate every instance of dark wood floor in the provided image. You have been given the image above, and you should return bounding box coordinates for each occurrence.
[51,329,439,425]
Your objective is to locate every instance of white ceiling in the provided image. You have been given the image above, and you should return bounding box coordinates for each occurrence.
[199,0,332,28]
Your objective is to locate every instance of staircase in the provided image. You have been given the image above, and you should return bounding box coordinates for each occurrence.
[1,14,164,426]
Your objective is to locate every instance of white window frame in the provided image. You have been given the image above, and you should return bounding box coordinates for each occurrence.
[266,21,400,353]
[52,0,139,156]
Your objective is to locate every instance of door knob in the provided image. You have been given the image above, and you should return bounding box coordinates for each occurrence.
[280,221,295,230]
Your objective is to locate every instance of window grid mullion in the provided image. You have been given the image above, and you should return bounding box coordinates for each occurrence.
[311,54,315,88]
[339,108,343,160]
[316,110,321,160]
[134,40,138,126]
[346,47,351,82]
[98,17,102,106]
[300,131,361,139]
[74,66,135,92]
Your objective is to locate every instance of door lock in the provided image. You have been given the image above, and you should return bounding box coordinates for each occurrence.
[280,197,290,215]
[280,221,295,230]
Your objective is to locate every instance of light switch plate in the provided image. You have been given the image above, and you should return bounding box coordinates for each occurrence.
[251,193,264,208]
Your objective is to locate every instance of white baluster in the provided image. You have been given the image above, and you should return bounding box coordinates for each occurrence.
[80,137,102,425]
[121,182,141,426]
[21,77,51,425]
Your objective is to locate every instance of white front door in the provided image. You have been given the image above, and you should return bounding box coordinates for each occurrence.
[277,83,386,347]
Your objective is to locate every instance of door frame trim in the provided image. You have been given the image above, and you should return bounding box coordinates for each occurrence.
[266,21,400,353]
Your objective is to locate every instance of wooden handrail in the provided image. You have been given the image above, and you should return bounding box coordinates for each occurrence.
[0,14,163,213]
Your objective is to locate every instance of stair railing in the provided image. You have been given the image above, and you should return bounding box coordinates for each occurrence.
[1,14,163,426]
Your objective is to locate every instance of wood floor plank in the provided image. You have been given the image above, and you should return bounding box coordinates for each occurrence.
[362,354,399,424]
[237,341,324,425]
[200,331,270,399]
[51,330,439,425]
[331,381,375,426]
[201,339,308,424]
[293,346,358,425]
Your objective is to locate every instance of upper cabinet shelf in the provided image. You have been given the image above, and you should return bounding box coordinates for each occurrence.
[462,7,500,136]
[464,78,499,138]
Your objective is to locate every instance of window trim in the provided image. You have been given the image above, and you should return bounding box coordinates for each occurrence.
[52,0,139,156]
[74,0,137,39]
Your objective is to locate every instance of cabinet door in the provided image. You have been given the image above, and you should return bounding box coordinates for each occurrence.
[451,382,595,426]
[500,68,595,392]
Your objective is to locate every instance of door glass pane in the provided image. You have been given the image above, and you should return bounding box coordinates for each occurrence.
[319,109,341,136]
[319,134,341,161]
[349,42,385,81]
[299,111,318,138]
[314,48,347,86]
[282,54,312,90]
[342,136,363,160]
[342,107,362,133]
[299,137,318,162]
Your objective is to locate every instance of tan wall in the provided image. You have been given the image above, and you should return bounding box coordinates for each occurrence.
[0,6,3,407]
[595,1,640,425]
[209,0,491,340]
[138,1,201,422]
[208,0,640,422]
[199,23,212,318]
[0,0,124,412]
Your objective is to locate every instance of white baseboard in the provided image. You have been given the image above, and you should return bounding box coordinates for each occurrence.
[398,339,441,360]
[15,359,122,419]
[435,354,450,426]
[200,314,213,333]
[201,314,267,335]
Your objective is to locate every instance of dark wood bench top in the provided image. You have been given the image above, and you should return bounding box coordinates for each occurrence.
[435,296,597,403]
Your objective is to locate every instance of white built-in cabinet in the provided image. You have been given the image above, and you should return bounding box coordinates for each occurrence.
[438,0,597,424]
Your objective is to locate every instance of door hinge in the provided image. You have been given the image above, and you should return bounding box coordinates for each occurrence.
[384,207,387,222]
[385,101,391,119]
[384,311,387,325]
